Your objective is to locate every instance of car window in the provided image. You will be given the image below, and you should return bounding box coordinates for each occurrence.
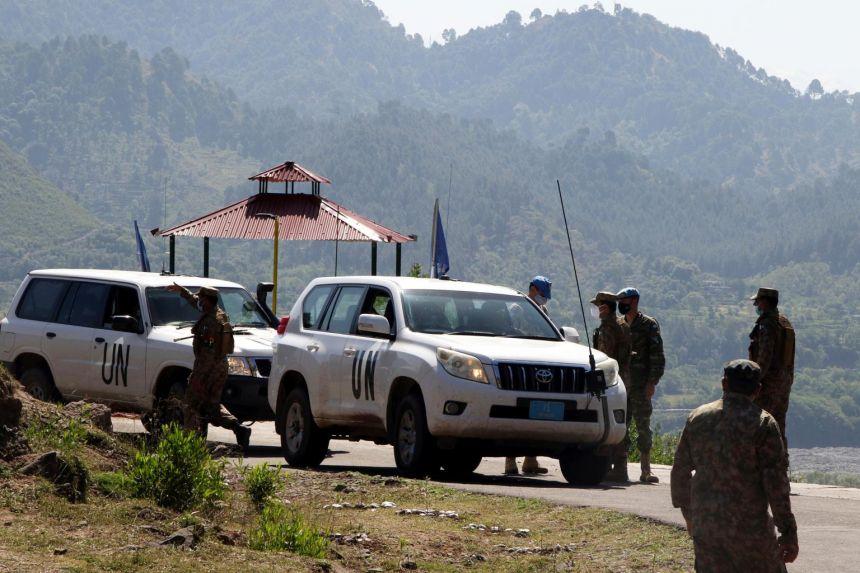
[302,285,335,329]
[219,288,270,328]
[145,286,269,327]
[67,282,112,328]
[324,286,365,334]
[402,290,559,340]
[358,287,395,334]
[103,286,142,329]
[16,278,70,322]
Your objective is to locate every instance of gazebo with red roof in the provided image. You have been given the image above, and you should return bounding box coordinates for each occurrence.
[157,161,415,278]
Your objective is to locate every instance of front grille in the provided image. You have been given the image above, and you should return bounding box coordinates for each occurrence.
[253,358,272,378]
[496,363,586,394]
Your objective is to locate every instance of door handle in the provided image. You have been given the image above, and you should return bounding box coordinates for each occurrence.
[46,332,56,339]
[306,343,320,352]
[95,337,105,344]
[343,346,357,357]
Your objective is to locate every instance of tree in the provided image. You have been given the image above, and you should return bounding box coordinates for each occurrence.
[806,79,824,99]
[530,8,542,22]
[504,10,522,27]
[441,28,457,44]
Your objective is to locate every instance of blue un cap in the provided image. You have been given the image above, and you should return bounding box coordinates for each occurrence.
[530,276,552,300]
[616,287,640,300]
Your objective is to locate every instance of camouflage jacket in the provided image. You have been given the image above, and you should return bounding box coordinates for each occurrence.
[749,309,795,382]
[179,288,233,362]
[626,311,665,385]
[593,316,631,382]
[671,392,797,546]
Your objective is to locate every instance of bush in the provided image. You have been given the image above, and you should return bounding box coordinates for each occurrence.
[127,424,226,511]
[249,502,329,557]
[795,471,860,488]
[627,422,680,465]
[243,463,286,509]
[93,471,134,498]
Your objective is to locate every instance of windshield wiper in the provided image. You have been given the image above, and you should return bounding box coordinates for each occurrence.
[169,320,197,329]
[447,330,499,337]
[233,322,268,328]
[502,334,559,341]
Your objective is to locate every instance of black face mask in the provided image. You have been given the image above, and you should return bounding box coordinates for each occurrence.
[618,302,632,314]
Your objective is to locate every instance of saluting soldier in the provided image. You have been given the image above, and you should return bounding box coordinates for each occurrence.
[748,287,795,453]
[616,287,664,483]
[671,359,798,572]
[590,291,632,481]
[166,283,251,451]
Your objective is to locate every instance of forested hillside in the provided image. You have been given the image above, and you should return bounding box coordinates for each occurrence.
[3,1,860,191]
[0,5,857,446]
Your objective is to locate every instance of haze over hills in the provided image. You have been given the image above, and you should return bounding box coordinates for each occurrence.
[0,2,857,446]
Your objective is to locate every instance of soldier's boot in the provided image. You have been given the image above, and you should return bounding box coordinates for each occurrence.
[234,425,252,453]
[521,456,548,475]
[639,452,659,483]
[503,457,519,475]
[605,455,629,482]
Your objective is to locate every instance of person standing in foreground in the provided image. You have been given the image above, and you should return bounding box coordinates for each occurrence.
[671,359,798,572]
[616,287,663,483]
[504,276,552,476]
[590,291,632,482]
[748,287,795,452]
[166,283,251,450]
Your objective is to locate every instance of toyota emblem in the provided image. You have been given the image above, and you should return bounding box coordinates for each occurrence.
[535,368,554,385]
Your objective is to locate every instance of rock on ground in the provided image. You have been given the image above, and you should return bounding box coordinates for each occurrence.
[63,401,113,433]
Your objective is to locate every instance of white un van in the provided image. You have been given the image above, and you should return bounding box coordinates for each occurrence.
[0,269,277,426]
[268,276,627,485]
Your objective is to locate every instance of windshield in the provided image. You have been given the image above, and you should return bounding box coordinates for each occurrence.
[402,290,559,340]
[146,286,271,328]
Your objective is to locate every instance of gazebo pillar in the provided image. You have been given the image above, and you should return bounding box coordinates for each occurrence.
[395,243,402,276]
[169,235,176,274]
[371,242,378,276]
[203,237,210,277]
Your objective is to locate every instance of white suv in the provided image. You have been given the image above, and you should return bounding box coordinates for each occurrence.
[268,276,627,485]
[0,269,276,425]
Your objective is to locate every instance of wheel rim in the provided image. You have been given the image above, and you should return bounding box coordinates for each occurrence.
[398,409,417,465]
[285,402,305,453]
[29,383,47,401]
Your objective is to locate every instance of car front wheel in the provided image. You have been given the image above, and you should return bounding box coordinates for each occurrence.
[559,449,609,486]
[393,393,436,478]
[279,387,329,467]
[439,450,482,478]
[20,366,59,403]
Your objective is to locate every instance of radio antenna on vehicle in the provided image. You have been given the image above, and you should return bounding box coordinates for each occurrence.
[556,179,597,374]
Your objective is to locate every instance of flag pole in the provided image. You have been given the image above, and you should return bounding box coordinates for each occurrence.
[430,198,439,278]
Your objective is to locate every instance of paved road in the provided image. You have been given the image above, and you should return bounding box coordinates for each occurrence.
[115,418,859,573]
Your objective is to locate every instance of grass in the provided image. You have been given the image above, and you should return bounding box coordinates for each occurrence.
[248,501,328,557]
[23,412,89,455]
[794,471,860,488]
[241,463,286,509]
[127,424,226,511]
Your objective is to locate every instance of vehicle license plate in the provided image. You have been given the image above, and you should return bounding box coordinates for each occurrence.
[528,400,565,421]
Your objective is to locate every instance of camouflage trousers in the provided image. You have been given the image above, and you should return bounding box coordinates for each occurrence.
[693,535,786,573]
[754,376,792,452]
[620,383,653,456]
[182,360,240,434]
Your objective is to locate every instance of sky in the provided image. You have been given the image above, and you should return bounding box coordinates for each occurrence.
[371,0,860,93]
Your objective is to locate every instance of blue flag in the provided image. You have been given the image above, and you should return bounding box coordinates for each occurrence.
[134,220,151,272]
[431,199,449,278]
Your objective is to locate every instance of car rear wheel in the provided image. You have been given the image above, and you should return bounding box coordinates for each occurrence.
[439,450,482,478]
[20,367,59,403]
[393,393,436,478]
[559,449,609,486]
[279,387,329,467]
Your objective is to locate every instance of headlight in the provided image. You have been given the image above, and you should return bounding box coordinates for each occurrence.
[597,358,619,388]
[227,356,252,376]
[437,348,488,384]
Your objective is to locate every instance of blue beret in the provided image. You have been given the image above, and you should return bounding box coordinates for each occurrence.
[530,276,552,299]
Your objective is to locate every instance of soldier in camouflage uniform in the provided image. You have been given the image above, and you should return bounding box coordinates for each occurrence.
[671,359,799,572]
[590,291,632,481]
[616,287,664,483]
[748,287,795,453]
[166,284,251,450]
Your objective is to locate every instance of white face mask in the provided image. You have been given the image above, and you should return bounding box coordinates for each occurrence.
[534,294,548,306]
[590,305,601,319]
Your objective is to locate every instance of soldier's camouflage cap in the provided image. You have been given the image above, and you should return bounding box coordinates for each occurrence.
[196,286,220,299]
[750,287,779,302]
[590,291,617,305]
[723,359,761,384]
[615,287,640,300]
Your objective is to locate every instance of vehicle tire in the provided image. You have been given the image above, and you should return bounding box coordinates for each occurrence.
[393,393,436,478]
[145,380,189,438]
[439,450,482,478]
[20,367,60,403]
[559,449,610,486]
[279,387,329,468]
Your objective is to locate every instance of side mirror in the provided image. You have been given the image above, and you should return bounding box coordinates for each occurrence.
[357,314,392,338]
[255,282,279,328]
[112,315,141,334]
[560,326,580,343]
